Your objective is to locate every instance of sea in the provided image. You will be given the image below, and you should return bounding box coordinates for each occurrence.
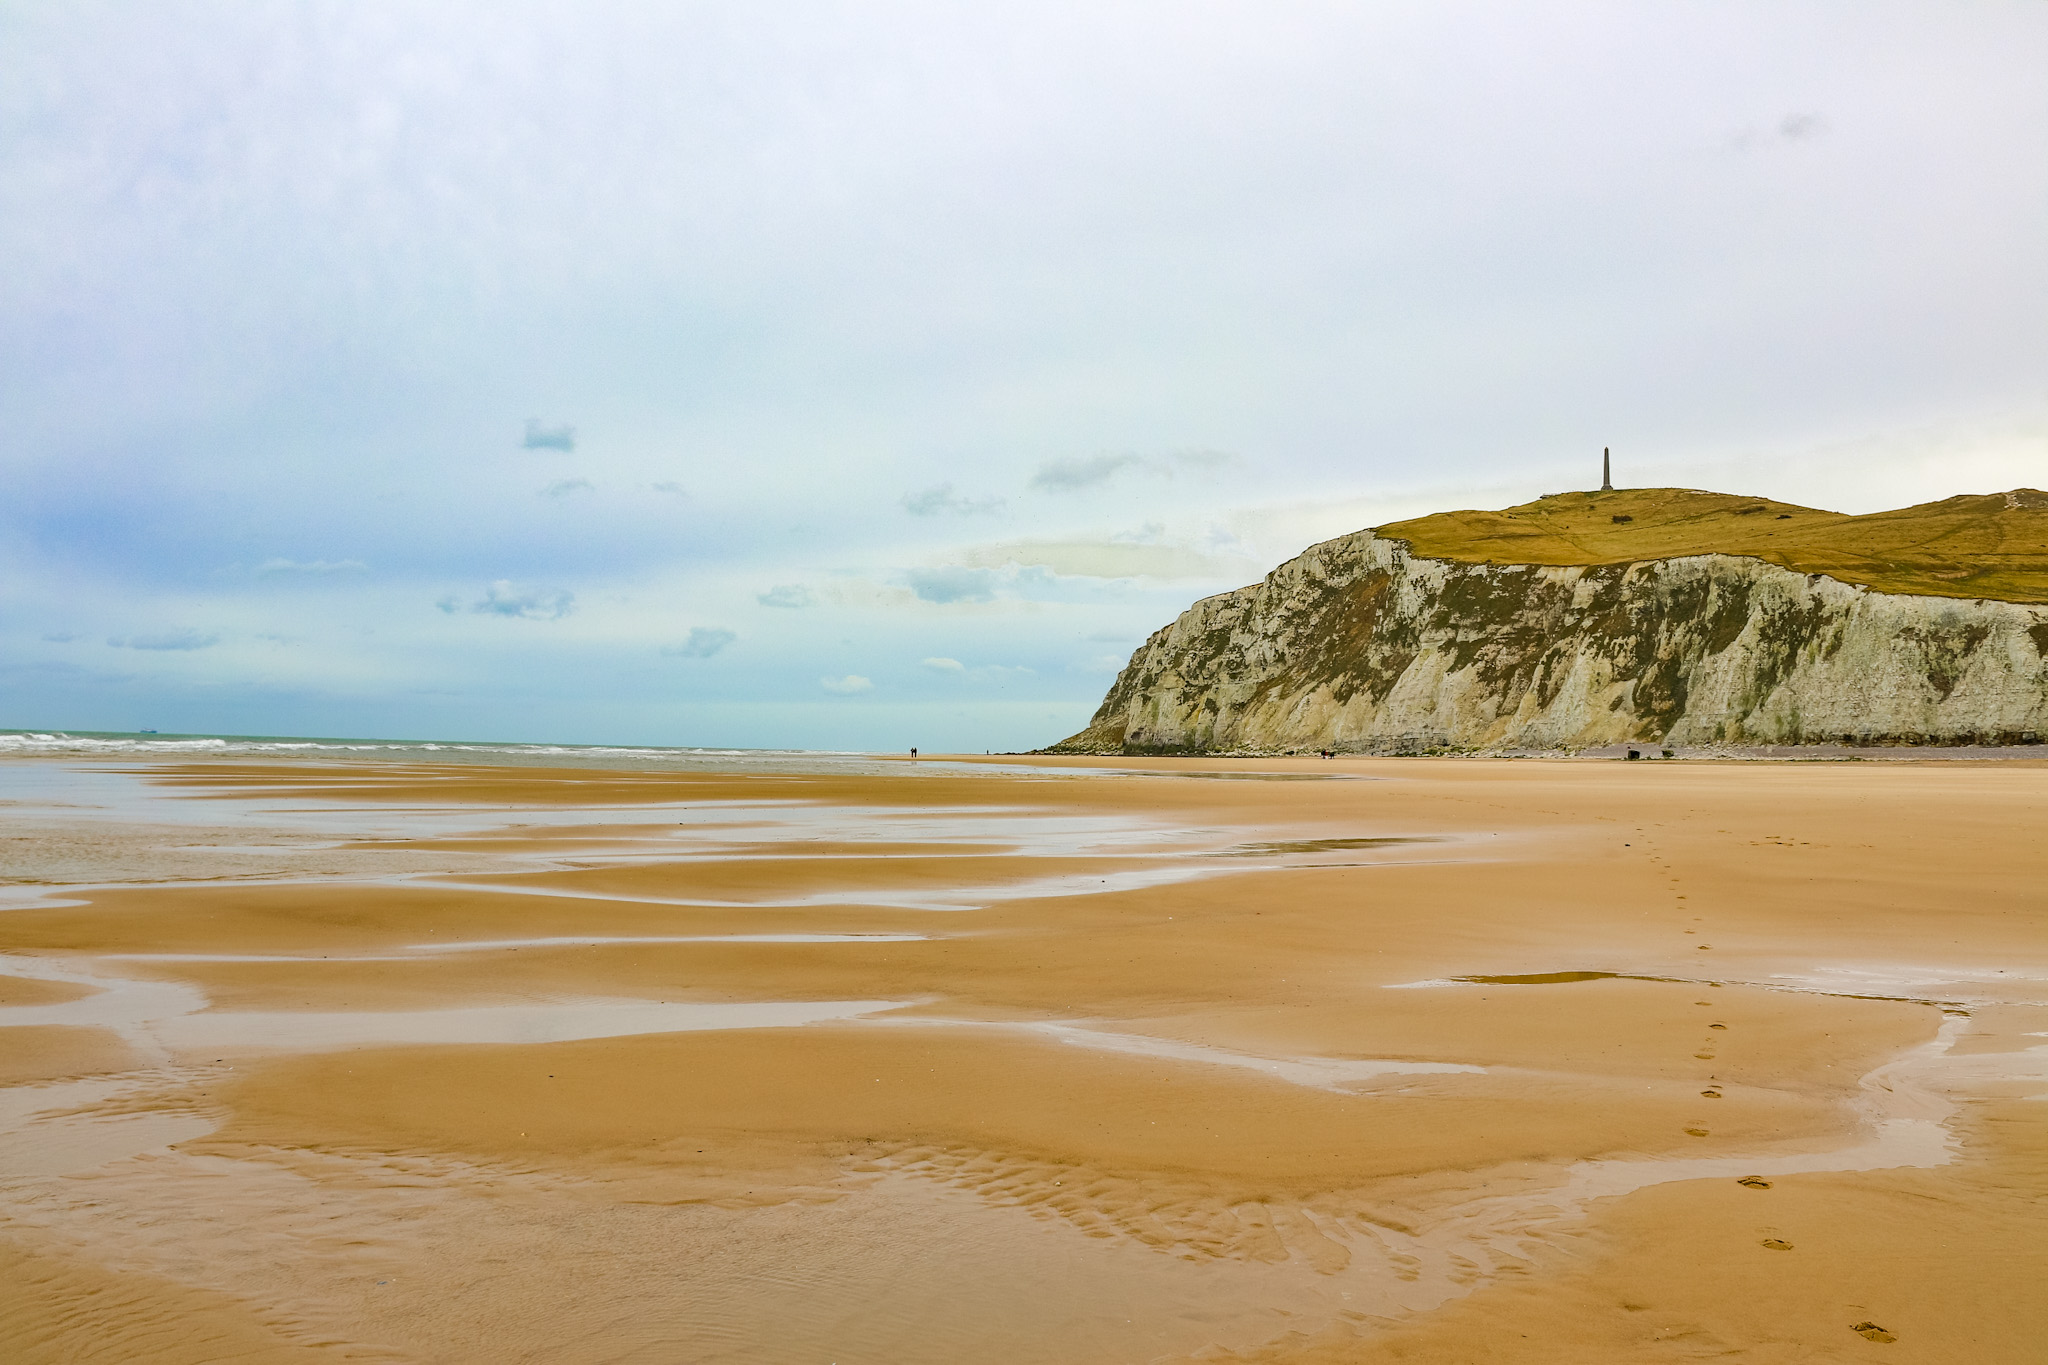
[0,728,942,776]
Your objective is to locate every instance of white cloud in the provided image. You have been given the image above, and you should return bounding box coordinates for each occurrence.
[1779,111,1828,140]
[1028,451,1233,494]
[1169,449,1238,475]
[257,558,367,575]
[902,482,1004,516]
[757,584,815,608]
[650,481,689,496]
[541,478,594,498]
[875,560,1182,610]
[1028,454,1144,492]
[108,629,219,651]
[952,539,1257,581]
[1729,111,1831,152]
[442,581,575,620]
[820,674,873,694]
[905,566,999,604]
[921,656,1035,683]
[522,420,576,452]
[665,627,736,658]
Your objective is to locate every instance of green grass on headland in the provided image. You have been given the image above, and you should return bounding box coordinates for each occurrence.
[1375,487,2048,604]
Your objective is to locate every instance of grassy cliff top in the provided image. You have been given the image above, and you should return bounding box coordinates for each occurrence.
[1375,487,2048,603]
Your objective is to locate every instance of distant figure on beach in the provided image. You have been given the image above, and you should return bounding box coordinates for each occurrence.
[910,747,918,758]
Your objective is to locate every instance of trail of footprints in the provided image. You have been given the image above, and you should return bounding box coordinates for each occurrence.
[1638,828,1900,1347]
[1632,827,1727,1131]
[1680,998,1724,1137]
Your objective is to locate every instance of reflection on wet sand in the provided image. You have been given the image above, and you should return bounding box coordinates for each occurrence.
[2,755,2045,1363]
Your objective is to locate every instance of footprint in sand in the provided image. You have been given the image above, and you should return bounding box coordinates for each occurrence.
[1684,1127,1709,1137]
[1709,1023,1727,1030]
[1760,1238,1794,1251]
[1736,1176,1771,1189]
[1701,1089,1722,1098]
[1851,1321,1897,1343]
[1694,1052,1715,1059]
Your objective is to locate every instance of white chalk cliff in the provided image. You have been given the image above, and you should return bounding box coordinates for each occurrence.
[1051,531,2048,753]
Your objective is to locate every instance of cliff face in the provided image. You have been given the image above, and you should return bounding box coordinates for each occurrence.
[1053,532,2048,754]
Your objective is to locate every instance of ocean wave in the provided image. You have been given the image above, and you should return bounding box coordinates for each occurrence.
[0,731,858,763]
[0,733,235,753]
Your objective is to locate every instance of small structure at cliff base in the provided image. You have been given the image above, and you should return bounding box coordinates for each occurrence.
[1047,487,2048,755]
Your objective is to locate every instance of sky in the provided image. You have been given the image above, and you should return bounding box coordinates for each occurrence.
[3,1,2045,751]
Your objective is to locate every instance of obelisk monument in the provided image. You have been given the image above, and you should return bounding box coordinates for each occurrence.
[1601,447,1612,491]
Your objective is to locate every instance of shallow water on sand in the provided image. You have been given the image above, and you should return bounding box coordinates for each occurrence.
[0,941,1511,1363]
[2,961,2026,1364]
[4,755,2046,1362]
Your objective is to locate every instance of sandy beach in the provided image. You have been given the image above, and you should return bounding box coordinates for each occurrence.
[2,752,2043,1362]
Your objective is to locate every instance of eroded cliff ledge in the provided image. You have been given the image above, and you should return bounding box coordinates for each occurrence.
[1050,489,2048,755]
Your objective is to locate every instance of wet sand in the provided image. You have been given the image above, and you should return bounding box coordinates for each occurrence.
[1,754,2043,1362]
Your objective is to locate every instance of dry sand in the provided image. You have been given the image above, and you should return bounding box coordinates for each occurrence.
[1,754,2043,1362]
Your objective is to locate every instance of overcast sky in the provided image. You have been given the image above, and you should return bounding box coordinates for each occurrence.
[4,1,2044,750]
